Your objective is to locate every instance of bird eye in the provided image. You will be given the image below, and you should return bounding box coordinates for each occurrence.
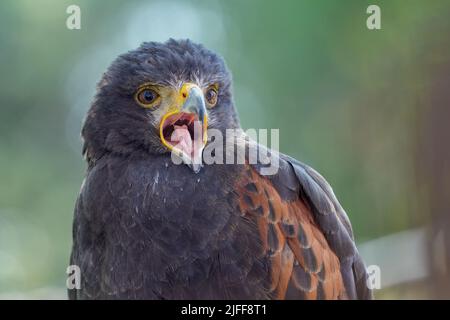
[205,86,218,108]
[136,88,160,107]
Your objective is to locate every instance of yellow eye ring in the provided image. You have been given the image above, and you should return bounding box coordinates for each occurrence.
[135,86,161,108]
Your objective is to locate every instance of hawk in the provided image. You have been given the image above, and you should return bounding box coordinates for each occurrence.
[69,39,371,300]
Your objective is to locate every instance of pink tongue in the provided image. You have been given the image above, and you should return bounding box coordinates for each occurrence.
[171,125,194,155]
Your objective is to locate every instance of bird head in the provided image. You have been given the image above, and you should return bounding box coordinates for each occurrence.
[82,39,240,172]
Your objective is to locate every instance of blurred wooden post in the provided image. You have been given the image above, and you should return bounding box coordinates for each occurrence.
[418,57,450,299]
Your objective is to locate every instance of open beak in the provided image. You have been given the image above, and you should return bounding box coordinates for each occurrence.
[159,83,208,173]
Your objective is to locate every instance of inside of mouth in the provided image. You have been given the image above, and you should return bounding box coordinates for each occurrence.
[161,113,202,157]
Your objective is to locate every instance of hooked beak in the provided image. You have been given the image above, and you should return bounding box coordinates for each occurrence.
[159,83,208,173]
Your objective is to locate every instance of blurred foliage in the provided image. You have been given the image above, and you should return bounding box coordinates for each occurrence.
[0,0,449,298]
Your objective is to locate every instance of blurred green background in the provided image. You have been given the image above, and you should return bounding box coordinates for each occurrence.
[1,0,449,299]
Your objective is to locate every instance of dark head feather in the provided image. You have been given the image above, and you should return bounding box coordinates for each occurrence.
[82,39,240,165]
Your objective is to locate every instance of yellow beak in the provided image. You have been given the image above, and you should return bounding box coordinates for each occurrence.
[159,83,208,173]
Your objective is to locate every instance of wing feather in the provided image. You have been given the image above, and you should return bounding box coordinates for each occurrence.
[236,156,371,299]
